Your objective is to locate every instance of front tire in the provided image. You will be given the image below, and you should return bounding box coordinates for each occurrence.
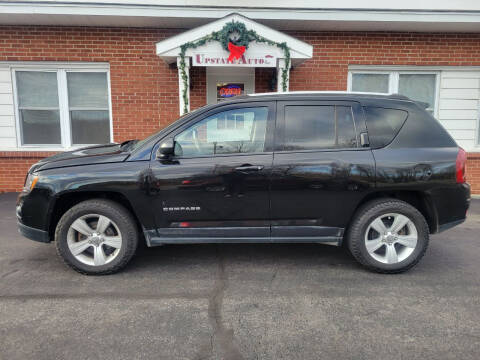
[55,199,138,275]
[347,198,429,274]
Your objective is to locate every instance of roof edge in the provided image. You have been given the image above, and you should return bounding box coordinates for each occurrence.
[155,13,313,60]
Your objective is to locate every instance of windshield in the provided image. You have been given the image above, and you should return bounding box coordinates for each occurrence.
[125,133,156,152]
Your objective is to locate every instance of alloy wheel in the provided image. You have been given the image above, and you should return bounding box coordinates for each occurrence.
[364,213,418,264]
[67,214,122,266]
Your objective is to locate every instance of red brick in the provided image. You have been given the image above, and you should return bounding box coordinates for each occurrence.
[1,26,480,192]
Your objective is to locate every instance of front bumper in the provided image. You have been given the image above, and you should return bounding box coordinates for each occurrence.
[17,221,50,243]
[16,187,52,243]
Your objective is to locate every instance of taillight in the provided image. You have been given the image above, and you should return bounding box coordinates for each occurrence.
[456,147,467,183]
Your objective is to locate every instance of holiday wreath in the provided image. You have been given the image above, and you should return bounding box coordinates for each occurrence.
[178,20,291,113]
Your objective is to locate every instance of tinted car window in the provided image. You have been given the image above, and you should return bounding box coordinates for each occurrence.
[174,107,268,157]
[390,107,456,148]
[283,105,357,151]
[363,107,408,149]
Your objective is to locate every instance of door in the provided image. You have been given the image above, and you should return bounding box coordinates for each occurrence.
[149,102,275,240]
[270,100,376,239]
[206,67,255,104]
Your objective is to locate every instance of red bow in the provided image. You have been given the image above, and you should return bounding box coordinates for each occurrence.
[227,42,246,62]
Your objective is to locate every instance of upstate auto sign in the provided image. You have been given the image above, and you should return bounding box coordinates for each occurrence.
[192,53,277,67]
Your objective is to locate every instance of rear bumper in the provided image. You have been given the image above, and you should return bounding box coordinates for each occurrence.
[437,218,466,233]
[431,182,470,233]
[17,221,50,243]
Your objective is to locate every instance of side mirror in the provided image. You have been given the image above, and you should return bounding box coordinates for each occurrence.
[156,138,175,159]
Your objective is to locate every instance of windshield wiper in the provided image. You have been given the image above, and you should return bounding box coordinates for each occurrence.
[119,139,138,151]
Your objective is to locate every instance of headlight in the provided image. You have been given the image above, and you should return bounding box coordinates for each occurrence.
[23,173,39,192]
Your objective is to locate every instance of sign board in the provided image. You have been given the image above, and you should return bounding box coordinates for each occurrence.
[192,53,277,67]
[217,83,244,101]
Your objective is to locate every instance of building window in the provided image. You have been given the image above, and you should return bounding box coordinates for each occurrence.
[351,73,390,94]
[349,70,439,115]
[16,71,62,145]
[217,112,245,130]
[13,68,111,148]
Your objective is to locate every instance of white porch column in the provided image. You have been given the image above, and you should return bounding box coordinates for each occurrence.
[177,56,191,115]
[277,58,290,92]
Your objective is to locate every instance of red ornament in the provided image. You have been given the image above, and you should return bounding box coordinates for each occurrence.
[227,42,246,62]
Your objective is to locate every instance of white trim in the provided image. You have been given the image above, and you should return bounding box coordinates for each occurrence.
[1,2,480,32]
[177,56,190,115]
[347,68,441,118]
[58,69,71,148]
[11,68,65,149]
[348,65,480,151]
[10,68,21,149]
[435,73,442,120]
[106,70,114,144]
[276,58,290,92]
[347,70,392,93]
[349,65,480,72]
[0,61,110,69]
[207,67,255,105]
[4,0,480,11]
[10,63,113,151]
[476,99,480,147]
[156,13,313,64]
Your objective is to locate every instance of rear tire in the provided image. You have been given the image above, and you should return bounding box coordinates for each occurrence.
[55,199,138,275]
[347,198,429,274]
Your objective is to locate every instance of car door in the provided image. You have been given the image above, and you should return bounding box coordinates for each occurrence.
[149,101,275,241]
[270,100,376,240]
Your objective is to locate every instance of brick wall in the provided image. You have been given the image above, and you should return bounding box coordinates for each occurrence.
[190,66,207,110]
[0,26,184,192]
[288,32,480,91]
[255,68,275,93]
[0,151,57,192]
[467,154,480,195]
[1,26,480,193]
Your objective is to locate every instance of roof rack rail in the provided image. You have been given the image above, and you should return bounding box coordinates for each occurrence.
[235,91,413,101]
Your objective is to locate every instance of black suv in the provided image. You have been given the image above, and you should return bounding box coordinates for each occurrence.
[17,92,470,274]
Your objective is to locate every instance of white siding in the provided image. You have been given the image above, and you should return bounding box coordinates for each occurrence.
[440,88,479,100]
[438,71,480,151]
[438,109,478,120]
[441,78,479,89]
[440,120,477,130]
[439,99,478,110]
[0,66,17,149]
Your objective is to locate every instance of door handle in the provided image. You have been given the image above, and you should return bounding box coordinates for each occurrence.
[235,165,264,172]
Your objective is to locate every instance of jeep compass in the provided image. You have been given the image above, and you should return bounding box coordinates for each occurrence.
[16,92,470,274]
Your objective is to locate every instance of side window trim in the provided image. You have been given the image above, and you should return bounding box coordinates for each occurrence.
[275,100,363,153]
[335,105,359,148]
[160,101,276,159]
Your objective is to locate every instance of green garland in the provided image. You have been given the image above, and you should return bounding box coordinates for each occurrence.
[179,20,291,114]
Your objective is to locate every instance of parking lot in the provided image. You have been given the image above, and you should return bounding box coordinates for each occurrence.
[1,192,479,360]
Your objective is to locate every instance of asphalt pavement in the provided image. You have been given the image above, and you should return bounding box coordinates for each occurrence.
[1,192,479,360]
